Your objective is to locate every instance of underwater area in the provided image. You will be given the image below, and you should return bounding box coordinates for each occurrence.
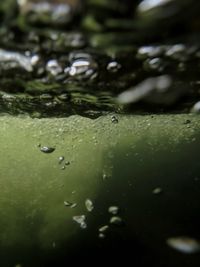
[0,0,200,266]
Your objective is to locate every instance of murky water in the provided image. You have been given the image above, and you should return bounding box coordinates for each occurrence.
[0,114,200,266]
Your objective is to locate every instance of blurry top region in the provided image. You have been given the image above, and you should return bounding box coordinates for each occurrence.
[0,0,200,117]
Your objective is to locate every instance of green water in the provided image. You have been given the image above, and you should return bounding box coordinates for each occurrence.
[0,114,200,266]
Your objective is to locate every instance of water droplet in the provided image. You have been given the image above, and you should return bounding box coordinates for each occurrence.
[67,53,98,80]
[111,115,118,124]
[70,203,77,209]
[102,173,108,180]
[137,46,163,59]
[85,199,94,212]
[143,57,164,72]
[18,0,81,26]
[73,215,87,229]
[167,237,200,254]
[64,201,72,207]
[191,101,200,113]
[137,0,178,20]
[117,75,172,104]
[64,201,77,208]
[65,161,70,166]
[58,156,65,164]
[99,233,105,239]
[110,216,123,226]
[165,44,187,61]
[178,62,186,72]
[108,206,119,215]
[31,54,40,66]
[0,49,33,72]
[46,59,63,76]
[57,93,70,101]
[152,187,163,195]
[99,225,109,233]
[107,61,121,73]
[40,146,55,153]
